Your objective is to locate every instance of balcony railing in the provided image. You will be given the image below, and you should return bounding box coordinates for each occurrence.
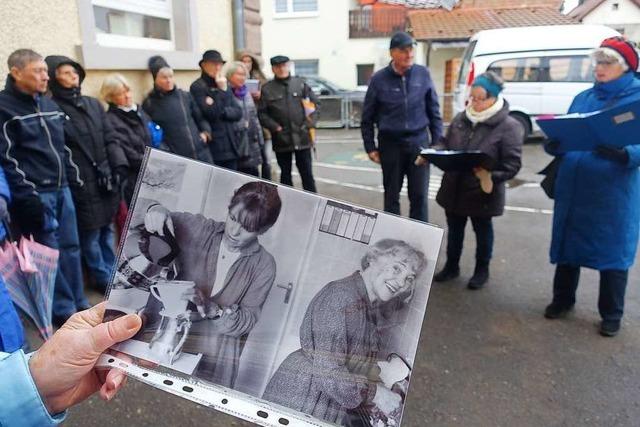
[349,9,407,38]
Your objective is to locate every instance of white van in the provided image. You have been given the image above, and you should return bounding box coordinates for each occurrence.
[454,25,621,137]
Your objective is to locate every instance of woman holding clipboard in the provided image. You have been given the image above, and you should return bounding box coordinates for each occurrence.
[543,37,640,337]
[431,72,523,289]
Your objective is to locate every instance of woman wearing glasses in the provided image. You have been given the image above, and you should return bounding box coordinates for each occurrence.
[543,37,640,337]
[431,71,524,290]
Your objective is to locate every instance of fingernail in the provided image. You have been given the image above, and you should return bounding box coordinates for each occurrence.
[124,314,141,331]
[110,371,125,389]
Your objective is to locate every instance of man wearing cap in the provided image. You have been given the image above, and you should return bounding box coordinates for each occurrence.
[543,37,640,337]
[190,50,243,170]
[258,55,319,192]
[361,31,443,222]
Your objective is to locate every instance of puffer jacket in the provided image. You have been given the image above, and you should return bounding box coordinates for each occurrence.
[142,86,213,163]
[0,75,82,201]
[105,104,152,204]
[190,73,243,162]
[46,56,127,231]
[258,75,319,153]
[548,71,640,270]
[436,100,524,217]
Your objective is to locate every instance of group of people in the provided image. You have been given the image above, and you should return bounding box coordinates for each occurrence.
[363,32,640,339]
[0,47,320,333]
[1,29,640,426]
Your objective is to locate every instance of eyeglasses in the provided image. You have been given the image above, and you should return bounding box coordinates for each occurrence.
[469,95,489,102]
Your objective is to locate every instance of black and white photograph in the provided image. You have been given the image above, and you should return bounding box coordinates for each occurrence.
[104,149,443,427]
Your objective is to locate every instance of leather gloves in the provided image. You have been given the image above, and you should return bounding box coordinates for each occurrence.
[0,196,8,222]
[113,166,128,189]
[595,145,629,164]
[11,195,45,234]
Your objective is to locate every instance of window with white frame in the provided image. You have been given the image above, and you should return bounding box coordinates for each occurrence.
[293,59,319,77]
[78,0,200,70]
[92,0,175,50]
[274,0,318,17]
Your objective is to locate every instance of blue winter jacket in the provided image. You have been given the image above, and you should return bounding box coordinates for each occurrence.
[361,63,443,154]
[0,350,66,426]
[549,72,640,270]
[0,166,23,353]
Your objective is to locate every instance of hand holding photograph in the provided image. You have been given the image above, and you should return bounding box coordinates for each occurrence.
[102,149,443,427]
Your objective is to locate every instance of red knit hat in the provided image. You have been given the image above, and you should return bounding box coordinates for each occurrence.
[599,37,639,72]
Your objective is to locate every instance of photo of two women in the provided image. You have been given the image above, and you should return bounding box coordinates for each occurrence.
[105,149,443,427]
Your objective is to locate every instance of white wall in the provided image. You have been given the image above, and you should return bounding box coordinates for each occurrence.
[581,0,640,42]
[260,0,425,89]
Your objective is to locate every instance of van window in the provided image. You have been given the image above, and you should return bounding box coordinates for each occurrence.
[457,40,477,85]
[487,57,541,82]
[487,55,593,83]
[543,56,593,82]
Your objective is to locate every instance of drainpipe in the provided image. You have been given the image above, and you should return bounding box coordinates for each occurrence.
[426,40,432,67]
[233,0,246,51]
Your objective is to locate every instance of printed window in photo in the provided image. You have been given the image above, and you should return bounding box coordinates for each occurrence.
[319,201,377,244]
[274,0,318,17]
[92,0,175,50]
[293,59,319,77]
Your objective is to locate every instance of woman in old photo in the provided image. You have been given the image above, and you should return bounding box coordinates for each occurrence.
[130,181,281,387]
[263,239,426,425]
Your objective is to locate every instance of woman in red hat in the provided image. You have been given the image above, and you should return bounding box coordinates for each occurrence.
[544,37,640,337]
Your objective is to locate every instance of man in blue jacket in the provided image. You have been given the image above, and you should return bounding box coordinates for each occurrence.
[361,32,443,222]
[0,49,87,327]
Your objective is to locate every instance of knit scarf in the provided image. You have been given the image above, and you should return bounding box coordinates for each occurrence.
[465,95,504,125]
[232,84,248,99]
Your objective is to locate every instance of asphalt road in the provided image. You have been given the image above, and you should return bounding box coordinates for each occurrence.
[23,129,640,426]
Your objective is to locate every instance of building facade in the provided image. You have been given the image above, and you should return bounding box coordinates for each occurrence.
[260,0,425,90]
[569,0,640,42]
[0,0,237,102]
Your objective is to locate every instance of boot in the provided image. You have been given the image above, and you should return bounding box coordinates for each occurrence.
[467,261,489,290]
[434,262,460,282]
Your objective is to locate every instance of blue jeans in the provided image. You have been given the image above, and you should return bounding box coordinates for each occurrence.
[79,224,116,292]
[34,187,88,319]
[445,213,494,265]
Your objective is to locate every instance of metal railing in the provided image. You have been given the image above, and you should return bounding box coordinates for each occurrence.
[315,93,456,129]
[349,9,407,39]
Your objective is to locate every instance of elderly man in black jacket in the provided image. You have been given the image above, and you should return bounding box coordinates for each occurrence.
[361,32,443,222]
[258,55,319,192]
[45,55,128,294]
[190,50,243,170]
[0,49,87,325]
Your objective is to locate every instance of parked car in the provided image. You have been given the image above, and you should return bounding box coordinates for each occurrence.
[454,24,621,138]
[301,76,364,99]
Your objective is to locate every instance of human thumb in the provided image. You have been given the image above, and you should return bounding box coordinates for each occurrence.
[90,314,142,354]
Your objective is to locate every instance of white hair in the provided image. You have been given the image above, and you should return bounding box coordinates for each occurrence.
[100,73,130,103]
[224,61,248,80]
[592,47,629,71]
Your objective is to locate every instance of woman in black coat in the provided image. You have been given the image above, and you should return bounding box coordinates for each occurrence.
[142,56,213,164]
[431,72,523,289]
[101,73,152,206]
[45,55,128,292]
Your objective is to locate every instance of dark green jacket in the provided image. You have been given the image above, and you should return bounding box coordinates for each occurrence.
[258,76,319,153]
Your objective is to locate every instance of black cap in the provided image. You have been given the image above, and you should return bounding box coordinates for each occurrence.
[199,50,226,67]
[148,55,170,80]
[270,55,290,66]
[390,32,416,49]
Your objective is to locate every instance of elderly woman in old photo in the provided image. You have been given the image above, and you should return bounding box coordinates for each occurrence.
[128,181,282,387]
[262,239,426,425]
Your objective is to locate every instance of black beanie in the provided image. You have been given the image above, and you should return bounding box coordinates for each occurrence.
[148,55,170,81]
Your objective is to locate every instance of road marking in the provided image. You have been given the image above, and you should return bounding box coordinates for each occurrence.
[288,172,552,215]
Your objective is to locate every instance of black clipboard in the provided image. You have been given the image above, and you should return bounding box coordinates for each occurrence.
[420,149,496,172]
